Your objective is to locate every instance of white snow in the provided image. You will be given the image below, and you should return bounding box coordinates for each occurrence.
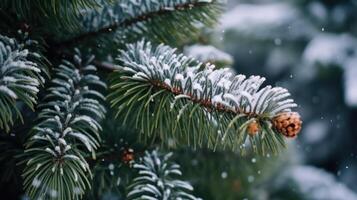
[121,41,297,118]
[303,33,357,107]
[0,86,17,99]
[32,177,41,188]
[247,175,255,183]
[307,2,328,22]
[275,166,357,200]
[219,3,316,40]
[221,4,295,30]
[344,58,357,107]
[49,189,58,198]
[73,187,82,195]
[108,163,115,170]
[184,44,233,65]
[175,74,184,80]
[302,120,328,144]
[221,171,228,179]
[303,33,357,67]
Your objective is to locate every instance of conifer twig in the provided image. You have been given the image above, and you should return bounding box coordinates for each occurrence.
[47,0,222,73]
[108,41,301,155]
[56,1,215,47]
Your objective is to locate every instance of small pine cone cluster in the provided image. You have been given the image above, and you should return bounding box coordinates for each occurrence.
[273,112,302,138]
[121,148,135,164]
[247,120,260,136]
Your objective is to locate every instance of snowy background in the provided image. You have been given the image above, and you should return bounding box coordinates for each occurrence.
[185,0,357,199]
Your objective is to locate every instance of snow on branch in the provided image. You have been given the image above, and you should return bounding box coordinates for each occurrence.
[127,150,199,200]
[109,41,302,155]
[23,50,106,200]
[184,44,233,67]
[60,0,223,48]
[0,35,47,132]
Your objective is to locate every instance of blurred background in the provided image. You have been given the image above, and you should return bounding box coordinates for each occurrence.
[181,0,357,199]
[1,0,356,199]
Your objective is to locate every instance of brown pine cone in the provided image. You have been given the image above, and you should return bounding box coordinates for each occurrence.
[247,120,260,136]
[121,148,134,164]
[273,112,302,138]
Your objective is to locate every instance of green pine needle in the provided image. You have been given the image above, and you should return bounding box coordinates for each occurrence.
[127,150,199,200]
[0,35,47,132]
[109,41,298,155]
[23,50,106,200]
[1,0,101,31]
[56,0,223,57]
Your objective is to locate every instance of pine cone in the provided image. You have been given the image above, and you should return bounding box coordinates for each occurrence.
[121,148,135,164]
[273,112,302,138]
[247,120,260,136]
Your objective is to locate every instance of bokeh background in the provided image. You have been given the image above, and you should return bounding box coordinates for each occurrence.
[1,1,356,199]
[181,0,357,199]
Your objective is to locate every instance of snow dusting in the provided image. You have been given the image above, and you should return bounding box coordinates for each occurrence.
[184,44,233,65]
[303,33,357,67]
[219,3,316,40]
[274,166,357,200]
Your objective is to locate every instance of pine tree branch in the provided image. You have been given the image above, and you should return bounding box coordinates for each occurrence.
[57,1,215,47]
[50,0,222,55]
[22,50,107,200]
[0,35,47,132]
[108,41,302,155]
[1,0,101,32]
[127,150,199,200]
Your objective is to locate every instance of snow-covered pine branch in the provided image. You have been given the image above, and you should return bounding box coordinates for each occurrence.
[127,150,199,200]
[0,35,46,132]
[59,0,222,52]
[109,41,302,155]
[23,50,106,200]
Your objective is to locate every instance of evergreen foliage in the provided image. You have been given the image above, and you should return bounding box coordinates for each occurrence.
[109,41,296,154]
[127,150,199,200]
[1,0,100,31]
[0,0,303,199]
[80,0,222,43]
[0,35,46,132]
[22,51,106,200]
[85,112,140,200]
[54,0,223,58]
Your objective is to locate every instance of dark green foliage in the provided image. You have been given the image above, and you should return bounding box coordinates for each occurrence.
[177,150,279,200]
[0,0,304,199]
[127,149,199,200]
[54,0,223,58]
[1,0,101,31]
[0,35,47,132]
[109,41,294,155]
[85,111,142,199]
[23,51,106,200]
